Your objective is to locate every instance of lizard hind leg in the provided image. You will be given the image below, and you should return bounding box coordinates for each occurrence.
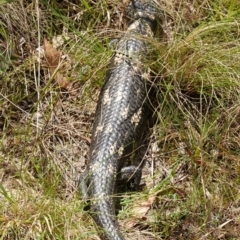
[119,165,142,190]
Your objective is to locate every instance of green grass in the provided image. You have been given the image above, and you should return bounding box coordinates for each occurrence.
[1,0,240,239]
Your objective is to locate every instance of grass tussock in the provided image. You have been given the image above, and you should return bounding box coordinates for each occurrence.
[1,0,240,239]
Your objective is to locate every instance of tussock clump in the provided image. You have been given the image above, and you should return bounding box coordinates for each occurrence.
[145,5,240,239]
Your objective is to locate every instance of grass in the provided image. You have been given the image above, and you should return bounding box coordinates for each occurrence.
[1,0,240,239]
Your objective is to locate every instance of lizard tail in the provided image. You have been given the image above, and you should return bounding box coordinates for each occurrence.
[92,199,125,240]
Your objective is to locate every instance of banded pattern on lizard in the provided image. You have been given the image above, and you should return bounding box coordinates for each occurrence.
[79,1,160,239]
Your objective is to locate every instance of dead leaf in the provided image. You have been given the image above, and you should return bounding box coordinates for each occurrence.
[126,195,156,228]
[43,39,72,90]
[55,72,69,89]
[44,39,61,69]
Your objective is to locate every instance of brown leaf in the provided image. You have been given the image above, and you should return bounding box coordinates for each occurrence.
[43,39,61,69]
[43,39,72,90]
[55,72,69,89]
[125,195,156,228]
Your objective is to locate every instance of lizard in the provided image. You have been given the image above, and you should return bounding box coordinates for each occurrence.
[79,1,161,239]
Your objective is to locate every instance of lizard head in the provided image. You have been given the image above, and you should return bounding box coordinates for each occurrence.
[125,0,164,30]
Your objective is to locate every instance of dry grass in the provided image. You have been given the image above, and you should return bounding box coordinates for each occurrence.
[1,0,240,239]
